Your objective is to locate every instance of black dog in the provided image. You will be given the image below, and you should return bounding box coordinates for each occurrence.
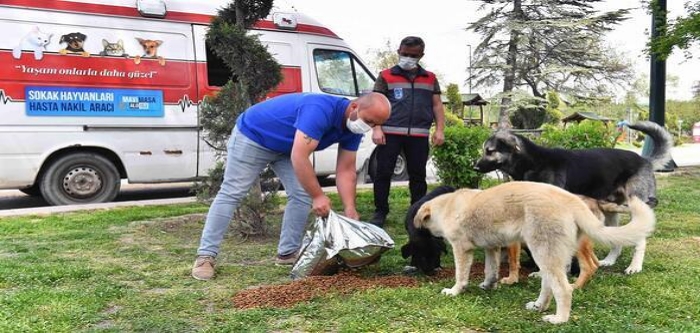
[474,121,672,206]
[401,185,455,275]
[60,33,88,53]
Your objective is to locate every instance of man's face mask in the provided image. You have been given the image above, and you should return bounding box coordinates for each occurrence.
[398,56,419,70]
[346,108,372,134]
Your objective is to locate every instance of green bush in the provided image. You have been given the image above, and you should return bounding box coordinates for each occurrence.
[444,111,465,127]
[432,126,492,188]
[536,120,620,149]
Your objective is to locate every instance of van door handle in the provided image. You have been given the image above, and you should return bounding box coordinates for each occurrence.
[164,149,183,155]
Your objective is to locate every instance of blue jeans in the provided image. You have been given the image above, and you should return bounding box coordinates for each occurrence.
[197,127,312,257]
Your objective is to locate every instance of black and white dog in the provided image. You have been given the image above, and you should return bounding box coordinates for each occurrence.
[401,186,455,275]
[474,121,673,274]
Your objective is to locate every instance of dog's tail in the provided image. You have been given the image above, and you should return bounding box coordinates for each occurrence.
[625,121,673,170]
[574,196,655,247]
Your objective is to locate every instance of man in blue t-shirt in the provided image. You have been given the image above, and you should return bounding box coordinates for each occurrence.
[192,92,391,280]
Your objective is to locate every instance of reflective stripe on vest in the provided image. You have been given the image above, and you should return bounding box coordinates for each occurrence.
[381,126,431,137]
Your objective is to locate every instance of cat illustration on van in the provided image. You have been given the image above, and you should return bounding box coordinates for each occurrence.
[99,39,128,57]
[12,26,53,60]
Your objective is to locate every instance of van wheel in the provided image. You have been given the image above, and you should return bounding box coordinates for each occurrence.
[40,153,121,206]
[368,152,410,182]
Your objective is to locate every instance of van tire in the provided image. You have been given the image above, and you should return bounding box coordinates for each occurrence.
[40,153,121,206]
[368,152,410,182]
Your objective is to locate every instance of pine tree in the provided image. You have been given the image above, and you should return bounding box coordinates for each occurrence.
[469,0,634,128]
[194,0,281,237]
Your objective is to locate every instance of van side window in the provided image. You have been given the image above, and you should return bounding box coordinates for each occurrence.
[313,49,375,97]
[205,42,233,87]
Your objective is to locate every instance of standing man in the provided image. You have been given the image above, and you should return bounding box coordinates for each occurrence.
[369,36,445,227]
[192,92,391,281]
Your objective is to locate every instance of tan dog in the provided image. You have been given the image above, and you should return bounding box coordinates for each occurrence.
[414,181,655,324]
[502,195,631,289]
[134,38,165,65]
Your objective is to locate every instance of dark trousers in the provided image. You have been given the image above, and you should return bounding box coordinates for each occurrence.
[373,134,430,214]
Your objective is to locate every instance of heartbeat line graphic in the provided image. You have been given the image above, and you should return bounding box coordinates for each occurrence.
[177,95,198,112]
[0,90,13,104]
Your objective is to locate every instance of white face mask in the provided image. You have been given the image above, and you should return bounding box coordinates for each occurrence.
[398,56,419,70]
[346,110,372,134]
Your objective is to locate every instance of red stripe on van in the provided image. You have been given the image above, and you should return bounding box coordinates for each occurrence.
[1,0,340,38]
[1,50,302,105]
[0,51,197,104]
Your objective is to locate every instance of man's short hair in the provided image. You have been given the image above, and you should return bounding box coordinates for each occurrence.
[400,36,425,49]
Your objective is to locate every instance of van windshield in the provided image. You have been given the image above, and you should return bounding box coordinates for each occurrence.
[313,49,374,97]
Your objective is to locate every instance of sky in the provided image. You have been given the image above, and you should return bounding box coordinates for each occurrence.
[279,0,698,101]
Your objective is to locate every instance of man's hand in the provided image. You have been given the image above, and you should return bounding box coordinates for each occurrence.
[372,126,386,145]
[344,207,360,220]
[312,194,332,218]
[432,129,445,146]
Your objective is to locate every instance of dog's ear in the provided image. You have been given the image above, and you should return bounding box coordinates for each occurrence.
[154,40,164,46]
[60,34,68,43]
[413,204,431,228]
[400,243,414,259]
[499,132,521,152]
[136,37,145,45]
[78,33,86,40]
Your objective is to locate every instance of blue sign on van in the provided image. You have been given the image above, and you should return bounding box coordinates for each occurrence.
[25,86,164,117]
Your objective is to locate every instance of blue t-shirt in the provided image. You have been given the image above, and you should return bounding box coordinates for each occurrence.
[236,93,362,154]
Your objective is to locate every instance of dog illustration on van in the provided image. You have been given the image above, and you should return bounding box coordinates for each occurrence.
[58,32,90,57]
[12,26,53,60]
[134,37,165,66]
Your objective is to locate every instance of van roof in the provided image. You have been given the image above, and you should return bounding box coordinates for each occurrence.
[1,0,340,38]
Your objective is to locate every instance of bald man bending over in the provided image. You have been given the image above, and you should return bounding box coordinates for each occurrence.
[192,92,391,280]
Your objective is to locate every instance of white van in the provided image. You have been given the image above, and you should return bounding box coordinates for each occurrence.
[0,0,405,206]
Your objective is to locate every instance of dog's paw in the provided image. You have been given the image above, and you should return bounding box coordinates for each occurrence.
[528,271,542,279]
[134,56,141,65]
[158,57,166,66]
[598,258,616,267]
[526,301,546,312]
[402,265,419,275]
[500,276,519,285]
[81,51,90,57]
[624,265,642,275]
[441,287,460,296]
[479,281,498,290]
[542,314,568,324]
[59,49,68,55]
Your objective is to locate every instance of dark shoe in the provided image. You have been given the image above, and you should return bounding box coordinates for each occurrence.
[369,212,387,227]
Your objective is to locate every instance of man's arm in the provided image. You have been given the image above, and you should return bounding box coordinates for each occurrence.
[290,129,330,217]
[335,148,359,220]
[431,94,446,146]
[372,74,388,145]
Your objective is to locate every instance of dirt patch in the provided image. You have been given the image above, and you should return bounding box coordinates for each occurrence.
[232,262,534,309]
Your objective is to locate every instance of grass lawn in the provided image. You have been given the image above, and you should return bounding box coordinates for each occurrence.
[1,167,699,332]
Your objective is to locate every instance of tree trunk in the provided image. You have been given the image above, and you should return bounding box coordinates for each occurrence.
[498,0,523,129]
[235,2,245,28]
